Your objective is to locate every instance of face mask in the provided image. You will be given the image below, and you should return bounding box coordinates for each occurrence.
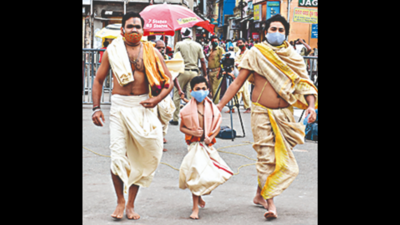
[266,32,285,46]
[191,90,209,103]
[122,28,142,44]
[160,49,165,55]
[212,42,218,47]
[238,44,245,49]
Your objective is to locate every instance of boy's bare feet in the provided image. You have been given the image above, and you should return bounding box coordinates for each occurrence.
[198,196,206,208]
[163,138,167,143]
[190,208,199,219]
[126,206,140,220]
[111,201,125,219]
[163,148,167,152]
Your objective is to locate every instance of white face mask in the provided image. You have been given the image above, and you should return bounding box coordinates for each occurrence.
[265,32,285,46]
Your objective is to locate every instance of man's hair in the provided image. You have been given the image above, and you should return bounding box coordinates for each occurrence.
[236,38,246,44]
[263,14,290,37]
[155,40,165,46]
[210,35,218,41]
[122,12,144,28]
[103,41,109,47]
[190,76,209,91]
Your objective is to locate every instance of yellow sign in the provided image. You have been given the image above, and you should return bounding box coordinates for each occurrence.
[177,17,198,25]
[254,5,260,21]
[293,7,318,24]
[149,32,166,35]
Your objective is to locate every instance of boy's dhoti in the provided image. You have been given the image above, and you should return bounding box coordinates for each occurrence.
[251,102,305,199]
[179,142,233,196]
[109,94,163,193]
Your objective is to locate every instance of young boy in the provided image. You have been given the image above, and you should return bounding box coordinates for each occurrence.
[178,76,233,219]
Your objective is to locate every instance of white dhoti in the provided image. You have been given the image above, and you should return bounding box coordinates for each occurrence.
[157,96,176,136]
[109,94,163,192]
[179,142,233,196]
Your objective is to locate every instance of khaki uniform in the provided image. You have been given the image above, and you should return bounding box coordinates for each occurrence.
[172,38,205,121]
[207,46,225,104]
[235,48,251,110]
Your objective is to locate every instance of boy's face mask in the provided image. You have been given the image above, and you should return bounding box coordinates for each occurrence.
[191,89,209,103]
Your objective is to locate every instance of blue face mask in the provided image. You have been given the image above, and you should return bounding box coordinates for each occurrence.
[266,32,285,46]
[191,90,209,103]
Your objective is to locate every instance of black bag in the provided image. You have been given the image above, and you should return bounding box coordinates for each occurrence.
[217,125,236,139]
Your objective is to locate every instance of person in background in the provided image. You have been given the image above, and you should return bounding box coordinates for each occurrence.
[207,35,225,104]
[99,41,109,63]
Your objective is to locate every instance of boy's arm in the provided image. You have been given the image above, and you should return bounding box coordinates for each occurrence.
[180,122,203,137]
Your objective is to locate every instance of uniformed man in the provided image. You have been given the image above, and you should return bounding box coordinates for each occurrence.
[207,35,225,104]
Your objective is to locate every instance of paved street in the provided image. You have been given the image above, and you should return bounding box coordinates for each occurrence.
[83,103,317,225]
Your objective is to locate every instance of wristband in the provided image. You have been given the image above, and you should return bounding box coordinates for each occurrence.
[93,105,100,111]
[92,109,101,117]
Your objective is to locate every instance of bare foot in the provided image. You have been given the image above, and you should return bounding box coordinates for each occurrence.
[111,202,125,219]
[253,194,268,209]
[198,196,206,208]
[190,208,199,219]
[126,206,140,220]
[163,148,167,152]
[264,198,278,220]
[225,109,235,113]
[244,108,251,113]
[163,138,167,143]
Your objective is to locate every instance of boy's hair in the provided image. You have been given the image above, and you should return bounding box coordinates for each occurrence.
[190,76,209,91]
[210,35,218,42]
[122,12,145,28]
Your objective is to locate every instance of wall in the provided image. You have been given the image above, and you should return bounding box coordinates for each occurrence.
[280,0,317,50]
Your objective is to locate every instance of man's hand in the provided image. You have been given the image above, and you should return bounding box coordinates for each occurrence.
[192,128,204,137]
[140,97,159,108]
[216,103,223,112]
[179,91,189,103]
[304,107,316,123]
[92,111,105,127]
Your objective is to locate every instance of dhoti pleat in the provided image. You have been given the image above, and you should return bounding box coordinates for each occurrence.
[251,102,305,199]
[109,94,163,193]
[179,142,233,196]
[157,96,176,136]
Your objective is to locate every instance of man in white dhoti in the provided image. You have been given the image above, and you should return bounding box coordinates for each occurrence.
[179,76,233,220]
[91,12,173,220]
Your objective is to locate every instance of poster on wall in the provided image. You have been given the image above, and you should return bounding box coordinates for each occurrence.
[252,32,260,41]
[293,7,318,24]
[267,1,280,19]
[254,4,261,21]
[311,24,318,38]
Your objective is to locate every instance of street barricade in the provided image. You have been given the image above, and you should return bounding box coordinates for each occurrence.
[82,48,112,104]
[303,56,318,88]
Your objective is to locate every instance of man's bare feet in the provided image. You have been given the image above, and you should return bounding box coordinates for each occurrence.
[111,201,125,219]
[190,208,199,219]
[126,206,140,220]
[264,198,278,220]
[244,108,251,113]
[198,196,206,208]
[163,148,167,152]
[253,194,268,209]
[163,138,167,143]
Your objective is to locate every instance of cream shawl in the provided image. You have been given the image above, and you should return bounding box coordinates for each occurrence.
[106,36,134,86]
[238,41,318,110]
